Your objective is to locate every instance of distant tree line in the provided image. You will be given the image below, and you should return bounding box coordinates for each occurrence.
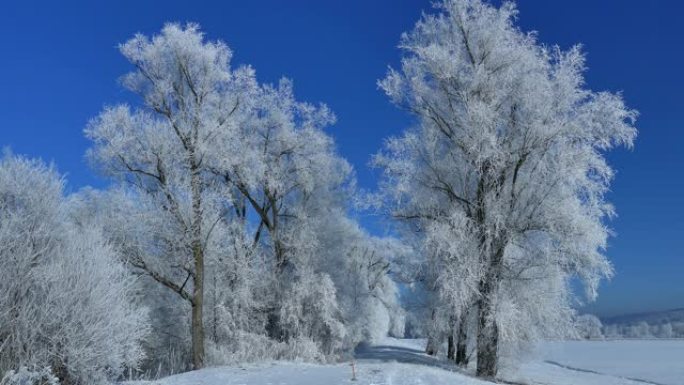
[575,314,684,339]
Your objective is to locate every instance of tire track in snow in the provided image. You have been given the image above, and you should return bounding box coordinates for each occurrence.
[544,360,670,385]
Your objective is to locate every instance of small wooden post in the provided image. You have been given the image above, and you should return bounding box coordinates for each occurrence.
[350,359,357,381]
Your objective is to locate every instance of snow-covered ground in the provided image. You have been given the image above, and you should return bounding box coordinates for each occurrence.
[125,338,490,385]
[127,338,684,385]
[510,339,684,385]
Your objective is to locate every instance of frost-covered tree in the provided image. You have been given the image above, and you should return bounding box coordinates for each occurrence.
[673,322,684,338]
[85,22,397,369]
[658,323,674,339]
[214,78,352,345]
[575,314,604,340]
[602,324,619,339]
[375,0,636,377]
[0,153,149,385]
[635,322,652,338]
[223,78,338,275]
[67,187,198,374]
[312,214,406,346]
[85,23,258,369]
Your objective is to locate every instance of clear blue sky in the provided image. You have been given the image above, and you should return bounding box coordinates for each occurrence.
[1,1,681,317]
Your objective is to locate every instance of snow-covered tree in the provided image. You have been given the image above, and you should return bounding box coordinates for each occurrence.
[67,187,198,374]
[0,153,149,385]
[673,322,684,337]
[635,322,652,338]
[223,78,338,274]
[575,314,604,340]
[658,323,674,338]
[311,214,406,346]
[374,0,636,377]
[85,22,399,369]
[602,324,619,339]
[85,23,259,369]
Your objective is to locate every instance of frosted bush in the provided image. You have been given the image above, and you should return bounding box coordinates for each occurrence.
[0,367,59,385]
[0,153,149,384]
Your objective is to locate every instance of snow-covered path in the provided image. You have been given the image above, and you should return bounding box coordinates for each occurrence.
[126,338,678,385]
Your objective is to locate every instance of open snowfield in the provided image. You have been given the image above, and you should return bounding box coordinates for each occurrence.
[125,338,684,385]
[510,339,684,385]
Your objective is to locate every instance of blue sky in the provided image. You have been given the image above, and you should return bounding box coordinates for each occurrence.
[1,0,682,317]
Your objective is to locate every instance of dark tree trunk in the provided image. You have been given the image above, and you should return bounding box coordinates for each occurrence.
[190,239,205,369]
[52,355,73,385]
[475,247,504,378]
[455,310,469,367]
[447,333,455,360]
[425,336,439,356]
[425,308,439,356]
[268,192,290,276]
[212,274,219,345]
[476,305,498,378]
[190,156,205,370]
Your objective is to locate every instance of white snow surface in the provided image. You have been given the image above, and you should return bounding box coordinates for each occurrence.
[127,338,684,385]
[126,338,489,385]
[509,339,684,385]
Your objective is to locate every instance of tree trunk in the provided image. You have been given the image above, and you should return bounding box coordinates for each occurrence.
[267,192,290,276]
[52,354,72,385]
[476,304,498,378]
[190,234,205,369]
[425,336,439,356]
[425,308,439,356]
[212,274,219,345]
[447,314,456,360]
[455,310,469,367]
[447,333,455,360]
[190,155,205,370]
[274,237,288,275]
[475,248,504,378]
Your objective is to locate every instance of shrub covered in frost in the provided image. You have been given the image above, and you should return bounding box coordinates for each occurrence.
[0,367,59,385]
[0,153,149,384]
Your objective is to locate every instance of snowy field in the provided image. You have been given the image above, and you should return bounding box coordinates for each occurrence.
[125,338,684,385]
[510,339,684,385]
